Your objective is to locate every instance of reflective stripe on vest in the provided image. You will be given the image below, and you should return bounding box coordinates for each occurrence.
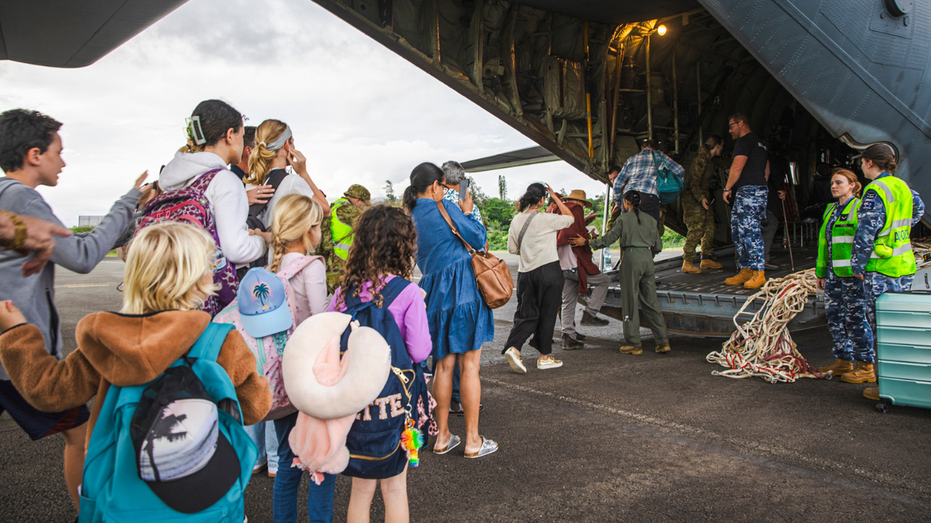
[817,198,860,277]
[329,199,354,261]
[863,176,917,277]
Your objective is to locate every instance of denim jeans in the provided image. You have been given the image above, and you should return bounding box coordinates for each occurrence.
[273,413,336,523]
[244,421,279,472]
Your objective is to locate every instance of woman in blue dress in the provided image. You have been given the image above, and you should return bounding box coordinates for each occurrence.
[403,163,498,459]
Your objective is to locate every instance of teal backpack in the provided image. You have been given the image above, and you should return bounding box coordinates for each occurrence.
[78,324,257,522]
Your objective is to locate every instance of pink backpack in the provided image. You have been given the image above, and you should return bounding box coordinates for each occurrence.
[136,168,237,316]
[213,255,323,420]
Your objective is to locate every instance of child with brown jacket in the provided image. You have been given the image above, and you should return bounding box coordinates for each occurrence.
[0,222,272,505]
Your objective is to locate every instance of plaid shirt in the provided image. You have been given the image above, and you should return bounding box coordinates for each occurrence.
[613,148,684,204]
[443,188,482,221]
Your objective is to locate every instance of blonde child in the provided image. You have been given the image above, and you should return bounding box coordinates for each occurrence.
[0,222,271,517]
[264,194,333,523]
[328,205,432,523]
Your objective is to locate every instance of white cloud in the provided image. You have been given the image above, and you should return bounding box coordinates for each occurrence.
[0,0,608,225]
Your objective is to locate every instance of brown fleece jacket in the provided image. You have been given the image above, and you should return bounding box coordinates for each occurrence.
[0,310,271,445]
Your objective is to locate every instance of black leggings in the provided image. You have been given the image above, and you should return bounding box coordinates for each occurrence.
[503,261,564,356]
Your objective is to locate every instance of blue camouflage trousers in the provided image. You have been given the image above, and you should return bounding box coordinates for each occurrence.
[823,272,873,362]
[730,185,768,271]
[863,272,915,362]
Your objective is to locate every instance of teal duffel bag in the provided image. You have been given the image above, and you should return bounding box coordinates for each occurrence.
[652,150,684,205]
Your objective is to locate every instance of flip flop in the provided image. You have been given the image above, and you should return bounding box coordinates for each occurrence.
[464,436,498,459]
[432,434,461,455]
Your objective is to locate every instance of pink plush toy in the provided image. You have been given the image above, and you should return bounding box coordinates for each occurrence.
[282,312,391,483]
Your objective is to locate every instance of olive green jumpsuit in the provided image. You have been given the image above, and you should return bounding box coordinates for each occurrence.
[590,210,669,347]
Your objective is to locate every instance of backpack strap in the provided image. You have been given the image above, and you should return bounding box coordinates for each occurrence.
[187,167,225,194]
[344,277,409,309]
[248,168,289,219]
[277,255,321,280]
[188,323,234,363]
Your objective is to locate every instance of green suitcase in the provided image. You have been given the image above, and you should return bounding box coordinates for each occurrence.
[875,292,931,411]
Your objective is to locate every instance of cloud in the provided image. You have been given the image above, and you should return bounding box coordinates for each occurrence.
[0,0,606,226]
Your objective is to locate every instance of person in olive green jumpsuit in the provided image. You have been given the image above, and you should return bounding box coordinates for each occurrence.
[572,191,670,354]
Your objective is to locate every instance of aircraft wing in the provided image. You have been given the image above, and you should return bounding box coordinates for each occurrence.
[0,0,188,68]
[461,146,560,173]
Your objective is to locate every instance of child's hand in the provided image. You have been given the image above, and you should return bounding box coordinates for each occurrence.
[0,300,26,332]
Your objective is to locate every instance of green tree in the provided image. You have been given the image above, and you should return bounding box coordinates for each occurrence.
[384,180,397,203]
[482,197,516,225]
[498,175,507,200]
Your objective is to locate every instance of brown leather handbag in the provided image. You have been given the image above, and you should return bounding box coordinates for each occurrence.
[435,201,513,309]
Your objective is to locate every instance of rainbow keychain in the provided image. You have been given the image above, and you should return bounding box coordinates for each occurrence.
[401,408,424,467]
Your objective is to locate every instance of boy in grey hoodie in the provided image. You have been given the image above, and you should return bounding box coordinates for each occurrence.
[0,108,145,512]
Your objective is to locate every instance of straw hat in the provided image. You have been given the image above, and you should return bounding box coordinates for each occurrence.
[563,189,592,207]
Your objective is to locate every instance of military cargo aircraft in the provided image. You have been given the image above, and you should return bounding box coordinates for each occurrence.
[3,0,929,335]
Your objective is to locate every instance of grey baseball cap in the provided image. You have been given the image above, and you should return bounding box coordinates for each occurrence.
[852,143,896,160]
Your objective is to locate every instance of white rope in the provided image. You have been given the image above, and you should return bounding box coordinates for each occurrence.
[706,240,931,383]
[706,270,823,383]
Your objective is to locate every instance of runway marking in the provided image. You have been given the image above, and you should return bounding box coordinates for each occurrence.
[60,284,109,288]
[482,376,931,504]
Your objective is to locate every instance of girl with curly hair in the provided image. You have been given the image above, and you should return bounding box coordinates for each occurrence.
[327,204,432,523]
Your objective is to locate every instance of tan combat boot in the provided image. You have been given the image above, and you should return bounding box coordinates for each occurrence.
[700,259,723,269]
[681,260,701,274]
[743,270,766,289]
[724,268,753,285]
[840,362,876,383]
[817,358,855,376]
[863,387,880,401]
[619,345,643,355]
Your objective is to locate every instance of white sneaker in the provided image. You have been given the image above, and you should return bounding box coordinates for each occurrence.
[504,347,527,374]
[536,357,563,370]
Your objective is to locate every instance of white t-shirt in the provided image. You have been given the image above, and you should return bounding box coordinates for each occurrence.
[246,171,316,229]
[508,211,574,273]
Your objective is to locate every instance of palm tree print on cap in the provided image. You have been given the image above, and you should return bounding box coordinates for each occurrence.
[251,282,273,309]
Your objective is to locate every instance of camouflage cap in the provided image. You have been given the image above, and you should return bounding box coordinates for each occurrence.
[344,184,371,202]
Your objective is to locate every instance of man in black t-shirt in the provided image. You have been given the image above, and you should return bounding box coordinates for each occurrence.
[723,113,770,289]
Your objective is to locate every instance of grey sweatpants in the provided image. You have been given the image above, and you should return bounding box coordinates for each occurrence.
[561,270,610,339]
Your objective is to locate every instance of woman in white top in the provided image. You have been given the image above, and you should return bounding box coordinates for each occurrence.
[159,99,267,267]
[503,183,574,373]
[245,119,331,230]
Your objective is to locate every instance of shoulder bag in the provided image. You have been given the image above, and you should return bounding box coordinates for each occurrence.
[652,150,684,205]
[436,200,513,309]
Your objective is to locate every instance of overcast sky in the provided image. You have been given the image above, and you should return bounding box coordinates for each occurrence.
[0,0,608,226]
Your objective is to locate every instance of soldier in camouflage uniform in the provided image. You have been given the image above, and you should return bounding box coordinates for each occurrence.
[321,184,370,293]
[681,134,724,274]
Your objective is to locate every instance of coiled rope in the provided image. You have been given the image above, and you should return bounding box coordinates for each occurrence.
[706,270,824,383]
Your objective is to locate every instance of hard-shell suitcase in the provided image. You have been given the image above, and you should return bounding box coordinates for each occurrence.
[875,291,931,410]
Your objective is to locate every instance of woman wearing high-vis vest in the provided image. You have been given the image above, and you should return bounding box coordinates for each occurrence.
[849,144,926,396]
[815,169,872,380]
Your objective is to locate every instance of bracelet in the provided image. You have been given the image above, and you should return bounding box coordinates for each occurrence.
[3,212,27,251]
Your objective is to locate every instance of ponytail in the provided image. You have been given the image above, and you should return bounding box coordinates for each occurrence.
[624,191,642,224]
[403,162,445,213]
[247,119,289,186]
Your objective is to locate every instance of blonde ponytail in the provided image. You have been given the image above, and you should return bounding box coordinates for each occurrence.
[247,119,289,186]
[269,194,323,273]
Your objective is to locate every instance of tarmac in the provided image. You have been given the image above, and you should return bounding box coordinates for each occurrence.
[2,256,931,522]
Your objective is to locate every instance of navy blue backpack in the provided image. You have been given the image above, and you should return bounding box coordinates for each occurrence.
[340,277,430,479]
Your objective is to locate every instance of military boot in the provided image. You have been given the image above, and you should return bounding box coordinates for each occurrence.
[580,311,609,326]
[724,268,753,286]
[863,387,880,401]
[681,260,701,274]
[619,345,643,355]
[700,259,723,269]
[744,270,766,289]
[817,358,855,376]
[841,362,876,383]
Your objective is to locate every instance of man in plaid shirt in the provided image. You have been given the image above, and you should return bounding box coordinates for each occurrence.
[613,140,684,224]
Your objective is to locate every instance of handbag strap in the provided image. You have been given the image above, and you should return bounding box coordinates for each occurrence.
[435,200,476,254]
[517,212,537,251]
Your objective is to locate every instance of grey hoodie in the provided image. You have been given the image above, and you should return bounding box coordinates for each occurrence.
[0,178,140,380]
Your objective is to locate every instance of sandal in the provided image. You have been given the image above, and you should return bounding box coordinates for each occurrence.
[464,436,498,458]
[432,434,461,455]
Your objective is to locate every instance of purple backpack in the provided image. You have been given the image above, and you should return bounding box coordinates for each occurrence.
[135,168,238,316]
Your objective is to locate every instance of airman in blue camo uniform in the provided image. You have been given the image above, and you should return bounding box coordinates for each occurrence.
[848,144,925,394]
